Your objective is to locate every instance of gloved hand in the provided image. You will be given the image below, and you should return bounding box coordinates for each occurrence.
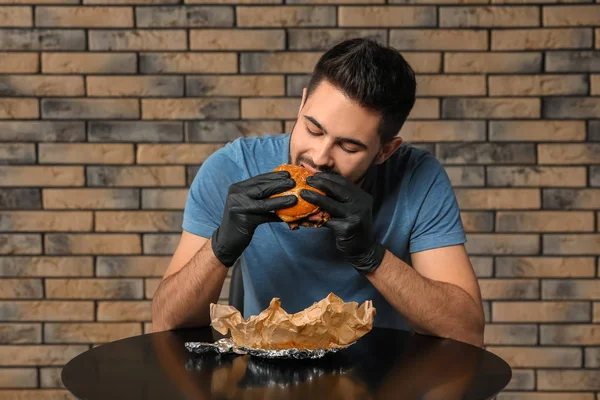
[300,173,385,275]
[212,171,297,267]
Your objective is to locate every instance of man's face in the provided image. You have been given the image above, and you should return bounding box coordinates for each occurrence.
[289,80,383,184]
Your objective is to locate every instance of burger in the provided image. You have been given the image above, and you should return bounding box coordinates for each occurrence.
[270,164,330,230]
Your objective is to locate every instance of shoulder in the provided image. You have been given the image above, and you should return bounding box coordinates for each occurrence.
[382,143,444,183]
[192,133,288,185]
[232,133,289,158]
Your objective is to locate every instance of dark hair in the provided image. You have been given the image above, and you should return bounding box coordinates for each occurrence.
[306,38,416,144]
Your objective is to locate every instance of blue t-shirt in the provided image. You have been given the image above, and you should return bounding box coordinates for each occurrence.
[182,133,466,331]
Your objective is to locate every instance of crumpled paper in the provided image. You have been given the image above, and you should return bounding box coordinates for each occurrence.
[210,292,376,350]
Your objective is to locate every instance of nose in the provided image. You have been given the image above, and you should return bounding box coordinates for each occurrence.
[312,137,335,171]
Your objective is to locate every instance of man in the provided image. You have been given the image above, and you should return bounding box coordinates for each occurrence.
[152,38,485,347]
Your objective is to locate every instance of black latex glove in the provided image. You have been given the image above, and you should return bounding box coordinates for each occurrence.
[212,171,297,267]
[300,173,385,275]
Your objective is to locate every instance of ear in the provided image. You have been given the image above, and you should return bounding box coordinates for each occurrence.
[298,87,307,117]
[374,136,403,165]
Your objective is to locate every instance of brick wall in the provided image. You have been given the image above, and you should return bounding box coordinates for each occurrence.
[0,0,598,398]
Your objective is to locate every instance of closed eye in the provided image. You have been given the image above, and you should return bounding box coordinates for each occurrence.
[306,127,322,136]
[340,143,359,154]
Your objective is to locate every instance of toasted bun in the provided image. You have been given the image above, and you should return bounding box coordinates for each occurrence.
[270,164,325,223]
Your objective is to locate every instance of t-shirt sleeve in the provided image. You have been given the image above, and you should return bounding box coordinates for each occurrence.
[408,153,466,253]
[182,145,241,238]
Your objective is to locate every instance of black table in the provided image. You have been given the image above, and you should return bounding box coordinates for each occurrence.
[62,327,511,400]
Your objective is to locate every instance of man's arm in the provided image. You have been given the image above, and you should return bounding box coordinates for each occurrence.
[301,172,484,347]
[366,244,485,347]
[152,232,227,331]
[152,170,297,332]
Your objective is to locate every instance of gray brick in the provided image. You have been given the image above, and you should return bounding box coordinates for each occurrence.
[542,325,600,346]
[496,257,596,278]
[140,52,237,74]
[546,51,600,72]
[543,189,600,209]
[443,98,540,119]
[0,323,41,344]
[490,121,586,142]
[403,121,486,142]
[339,6,436,27]
[493,301,590,323]
[89,121,183,143]
[0,29,85,50]
[591,166,599,186]
[585,348,600,367]
[0,189,40,210]
[96,256,169,277]
[465,234,539,255]
[445,52,541,73]
[87,166,185,187]
[89,30,186,51]
[135,6,233,27]
[542,280,600,300]
[497,211,593,233]
[390,29,487,50]
[141,189,187,210]
[543,234,600,255]
[484,324,538,345]
[143,234,179,254]
[504,370,535,391]
[0,76,84,97]
[0,234,42,255]
[240,52,322,73]
[186,75,284,96]
[544,97,600,119]
[0,279,43,299]
[441,6,539,28]
[461,211,494,232]
[186,121,282,143]
[141,99,239,120]
[286,75,311,97]
[0,144,35,164]
[479,279,539,300]
[589,120,600,141]
[187,166,200,186]
[0,256,93,277]
[0,122,84,142]
[483,300,490,323]
[40,368,63,389]
[42,99,139,120]
[237,6,336,27]
[445,166,485,187]
[471,256,493,277]
[538,370,600,391]
[437,143,536,164]
[488,167,587,187]
[288,29,386,50]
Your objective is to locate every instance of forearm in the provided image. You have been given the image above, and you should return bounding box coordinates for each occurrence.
[152,238,228,331]
[367,250,485,347]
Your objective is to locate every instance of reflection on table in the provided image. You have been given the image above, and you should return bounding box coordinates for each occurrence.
[152,327,487,400]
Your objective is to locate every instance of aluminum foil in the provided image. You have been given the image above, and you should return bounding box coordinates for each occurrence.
[184,338,350,360]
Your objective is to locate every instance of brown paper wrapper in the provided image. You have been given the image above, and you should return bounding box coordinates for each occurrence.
[210,292,376,351]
